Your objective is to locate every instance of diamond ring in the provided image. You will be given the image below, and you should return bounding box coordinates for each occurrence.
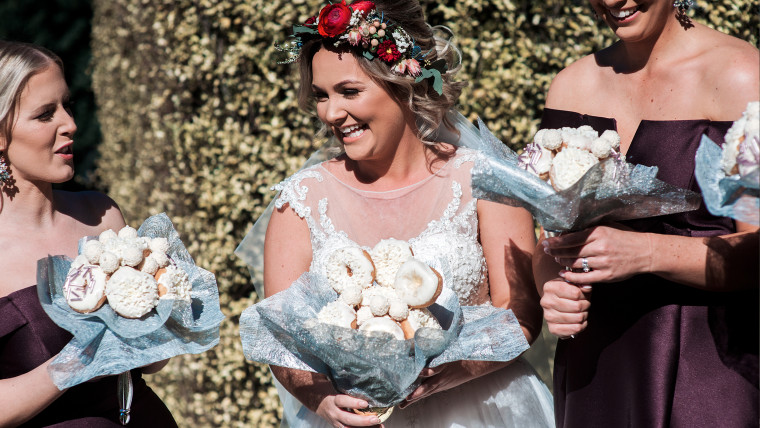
[581,257,591,273]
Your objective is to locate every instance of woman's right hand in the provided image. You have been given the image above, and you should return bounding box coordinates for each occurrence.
[540,275,591,339]
[315,394,383,428]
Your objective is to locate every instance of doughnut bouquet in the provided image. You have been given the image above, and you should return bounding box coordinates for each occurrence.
[36,213,225,389]
[239,239,528,419]
[695,101,759,225]
[451,113,701,233]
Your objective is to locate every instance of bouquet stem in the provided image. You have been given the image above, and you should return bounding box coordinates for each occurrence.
[118,371,133,425]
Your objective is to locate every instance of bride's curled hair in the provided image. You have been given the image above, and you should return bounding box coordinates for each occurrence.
[297,0,465,144]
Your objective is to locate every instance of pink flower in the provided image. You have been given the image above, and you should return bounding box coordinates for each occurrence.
[347,29,363,45]
[404,58,421,76]
[391,61,407,74]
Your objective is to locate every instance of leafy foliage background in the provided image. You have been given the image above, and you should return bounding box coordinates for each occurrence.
[84,1,757,426]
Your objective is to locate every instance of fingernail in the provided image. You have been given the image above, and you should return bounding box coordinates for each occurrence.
[558,271,565,278]
[371,417,382,424]
[544,246,551,255]
[581,285,592,291]
[359,400,369,408]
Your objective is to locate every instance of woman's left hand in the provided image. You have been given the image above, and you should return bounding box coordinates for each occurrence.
[543,224,652,285]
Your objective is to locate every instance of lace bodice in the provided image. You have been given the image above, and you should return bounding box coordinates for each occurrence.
[273,148,490,306]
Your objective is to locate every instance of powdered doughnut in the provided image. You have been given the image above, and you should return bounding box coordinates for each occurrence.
[369,294,390,316]
[356,306,374,326]
[370,239,413,287]
[387,297,408,321]
[393,258,443,309]
[358,316,405,340]
[338,284,363,306]
[317,301,357,329]
[63,264,107,313]
[105,266,159,319]
[325,247,375,293]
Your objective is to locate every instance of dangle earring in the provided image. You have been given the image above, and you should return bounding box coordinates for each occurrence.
[0,151,10,184]
[673,0,694,29]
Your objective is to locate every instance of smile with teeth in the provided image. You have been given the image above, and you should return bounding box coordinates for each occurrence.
[609,7,638,19]
[340,124,367,139]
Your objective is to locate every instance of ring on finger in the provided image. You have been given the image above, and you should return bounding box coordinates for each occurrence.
[581,257,591,273]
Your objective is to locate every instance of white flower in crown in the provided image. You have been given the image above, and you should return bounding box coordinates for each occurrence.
[392,28,411,53]
[349,8,363,26]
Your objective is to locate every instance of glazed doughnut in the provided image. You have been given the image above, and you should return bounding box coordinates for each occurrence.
[325,246,376,293]
[317,301,357,329]
[358,316,405,340]
[393,258,443,309]
[370,239,413,288]
[63,264,108,313]
[105,266,159,319]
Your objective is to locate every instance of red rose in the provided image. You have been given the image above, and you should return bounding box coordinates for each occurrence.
[349,1,375,18]
[377,40,401,63]
[305,15,317,25]
[318,1,352,38]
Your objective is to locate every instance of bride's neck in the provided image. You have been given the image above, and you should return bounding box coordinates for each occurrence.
[0,180,58,229]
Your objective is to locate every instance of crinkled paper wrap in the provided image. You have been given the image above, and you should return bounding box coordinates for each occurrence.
[695,134,760,225]
[239,272,528,407]
[461,116,701,232]
[37,213,225,389]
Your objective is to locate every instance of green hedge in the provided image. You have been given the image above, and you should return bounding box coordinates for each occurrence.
[90,1,758,426]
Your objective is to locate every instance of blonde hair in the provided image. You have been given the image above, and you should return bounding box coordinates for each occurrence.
[297,0,465,145]
[0,41,63,145]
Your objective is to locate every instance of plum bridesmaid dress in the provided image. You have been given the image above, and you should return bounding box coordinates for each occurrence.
[0,285,177,427]
[541,108,758,428]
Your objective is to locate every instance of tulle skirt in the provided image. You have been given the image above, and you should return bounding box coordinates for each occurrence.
[276,357,555,428]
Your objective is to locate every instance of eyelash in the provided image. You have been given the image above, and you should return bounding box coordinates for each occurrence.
[313,89,361,101]
[35,101,74,122]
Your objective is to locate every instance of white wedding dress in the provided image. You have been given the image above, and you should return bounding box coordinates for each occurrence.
[270,147,555,428]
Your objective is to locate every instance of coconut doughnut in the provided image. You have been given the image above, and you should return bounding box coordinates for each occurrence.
[356,306,374,326]
[400,308,442,339]
[358,316,405,340]
[105,266,159,319]
[600,129,621,149]
[99,251,120,274]
[317,301,357,329]
[325,246,375,293]
[155,262,191,301]
[338,284,363,306]
[590,137,613,159]
[98,229,118,245]
[361,284,399,307]
[387,297,409,321]
[118,225,139,240]
[369,294,390,317]
[539,129,562,151]
[549,147,599,191]
[370,239,413,287]
[63,264,108,313]
[393,258,443,309]
[83,240,104,265]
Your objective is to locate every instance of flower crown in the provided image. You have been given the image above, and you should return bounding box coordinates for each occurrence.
[278,0,447,95]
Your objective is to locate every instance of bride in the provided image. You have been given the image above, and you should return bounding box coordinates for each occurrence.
[257,0,554,426]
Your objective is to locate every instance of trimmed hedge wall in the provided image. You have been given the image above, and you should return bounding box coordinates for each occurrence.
[90,1,758,426]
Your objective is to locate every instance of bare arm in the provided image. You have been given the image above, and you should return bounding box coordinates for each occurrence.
[0,357,66,427]
[402,200,541,407]
[264,203,380,426]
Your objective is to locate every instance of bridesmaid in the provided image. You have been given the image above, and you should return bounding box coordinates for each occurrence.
[0,41,176,427]
[533,1,759,427]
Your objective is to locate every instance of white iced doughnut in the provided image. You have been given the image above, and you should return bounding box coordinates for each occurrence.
[83,240,104,265]
[98,229,118,244]
[358,316,405,340]
[387,297,409,321]
[600,129,621,149]
[99,251,119,274]
[325,247,375,293]
[317,301,357,329]
[356,306,374,326]
[71,254,89,269]
[338,284,363,306]
[149,237,170,255]
[64,264,107,313]
[118,226,139,240]
[549,147,600,191]
[591,137,613,159]
[105,266,159,318]
[121,245,144,267]
[540,129,562,151]
[393,258,443,309]
[156,263,191,301]
[370,239,413,288]
[369,294,390,316]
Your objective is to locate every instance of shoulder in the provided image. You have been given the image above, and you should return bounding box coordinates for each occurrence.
[54,190,126,231]
[545,52,607,111]
[694,27,759,119]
